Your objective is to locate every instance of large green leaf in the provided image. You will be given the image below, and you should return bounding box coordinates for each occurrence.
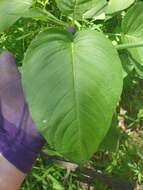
[55,0,107,20]
[0,0,32,32]
[122,2,143,74]
[22,28,123,164]
[106,0,135,14]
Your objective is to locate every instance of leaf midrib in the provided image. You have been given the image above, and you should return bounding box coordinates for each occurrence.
[73,0,77,18]
[71,41,83,159]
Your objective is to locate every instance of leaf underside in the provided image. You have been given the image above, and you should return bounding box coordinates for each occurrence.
[22,28,123,164]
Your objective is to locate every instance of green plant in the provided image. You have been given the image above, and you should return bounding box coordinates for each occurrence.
[0,0,143,169]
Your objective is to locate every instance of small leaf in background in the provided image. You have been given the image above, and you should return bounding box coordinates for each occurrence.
[0,0,32,32]
[19,7,48,20]
[83,0,107,19]
[122,2,143,77]
[119,51,134,78]
[99,114,121,151]
[22,28,123,165]
[137,109,143,119]
[55,0,107,20]
[106,0,135,14]
[19,7,62,25]
[134,63,143,79]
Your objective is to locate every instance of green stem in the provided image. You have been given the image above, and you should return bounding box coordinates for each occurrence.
[116,41,143,50]
[105,33,121,36]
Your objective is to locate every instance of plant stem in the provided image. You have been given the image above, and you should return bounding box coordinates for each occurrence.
[105,33,121,36]
[116,41,143,50]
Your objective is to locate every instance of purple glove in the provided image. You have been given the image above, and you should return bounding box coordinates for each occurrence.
[0,51,45,173]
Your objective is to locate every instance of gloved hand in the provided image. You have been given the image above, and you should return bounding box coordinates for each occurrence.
[0,51,45,173]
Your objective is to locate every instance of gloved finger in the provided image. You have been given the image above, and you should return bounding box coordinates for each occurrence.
[0,51,45,173]
[0,51,25,125]
[0,51,20,85]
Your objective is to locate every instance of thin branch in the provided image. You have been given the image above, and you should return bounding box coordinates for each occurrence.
[78,167,135,190]
[116,41,143,50]
[42,152,135,190]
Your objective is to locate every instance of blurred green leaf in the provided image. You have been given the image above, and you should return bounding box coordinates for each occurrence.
[137,109,143,119]
[0,0,32,32]
[55,0,107,20]
[122,2,143,77]
[83,1,107,19]
[119,51,134,78]
[106,0,135,14]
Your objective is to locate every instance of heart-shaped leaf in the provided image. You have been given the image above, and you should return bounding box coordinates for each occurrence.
[0,0,32,32]
[122,2,143,75]
[107,0,135,14]
[22,28,123,164]
[55,0,107,20]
